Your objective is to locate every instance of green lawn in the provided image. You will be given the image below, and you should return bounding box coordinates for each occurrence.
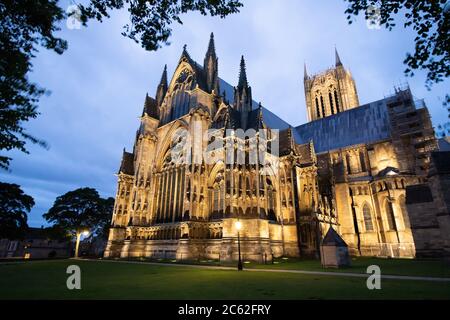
[115,256,450,278]
[246,257,450,277]
[0,259,449,299]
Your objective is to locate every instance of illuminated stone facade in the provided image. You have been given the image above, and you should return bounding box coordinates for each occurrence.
[105,34,439,261]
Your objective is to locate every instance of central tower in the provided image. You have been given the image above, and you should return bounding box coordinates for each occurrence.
[304,49,359,122]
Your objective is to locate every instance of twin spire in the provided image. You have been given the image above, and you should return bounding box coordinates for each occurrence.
[234,55,252,113]
[160,64,168,86]
[155,64,168,107]
[154,33,254,114]
[238,55,248,89]
[204,32,219,93]
[335,47,343,67]
[206,32,216,59]
[204,33,252,113]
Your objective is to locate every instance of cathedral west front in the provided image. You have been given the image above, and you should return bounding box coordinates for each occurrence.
[104,34,446,261]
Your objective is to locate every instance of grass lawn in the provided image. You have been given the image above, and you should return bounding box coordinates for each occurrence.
[118,256,450,278]
[245,257,450,277]
[0,259,449,299]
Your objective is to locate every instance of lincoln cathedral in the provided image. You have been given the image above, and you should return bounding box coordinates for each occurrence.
[105,34,450,261]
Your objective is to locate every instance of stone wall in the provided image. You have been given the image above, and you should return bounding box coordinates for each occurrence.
[406,152,450,258]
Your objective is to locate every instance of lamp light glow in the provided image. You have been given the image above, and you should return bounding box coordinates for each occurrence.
[235,221,242,230]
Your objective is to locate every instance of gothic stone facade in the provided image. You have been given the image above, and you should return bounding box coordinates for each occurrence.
[104,34,439,261]
[406,151,450,258]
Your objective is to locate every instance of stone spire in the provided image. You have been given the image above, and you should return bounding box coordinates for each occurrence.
[205,32,216,59]
[237,55,248,89]
[203,32,219,94]
[304,62,309,79]
[155,64,168,107]
[160,64,168,84]
[234,55,252,113]
[335,47,343,67]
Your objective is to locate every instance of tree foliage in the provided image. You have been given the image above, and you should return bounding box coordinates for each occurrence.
[0,0,66,170]
[344,0,450,137]
[43,187,114,238]
[78,0,243,51]
[0,182,34,239]
[344,0,449,89]
[41,224,72,241]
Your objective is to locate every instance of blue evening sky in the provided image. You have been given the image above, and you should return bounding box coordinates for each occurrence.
[1,0,448,226]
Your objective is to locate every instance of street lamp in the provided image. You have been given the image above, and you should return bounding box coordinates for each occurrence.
[235,221,243,271]
[75,229,89,258]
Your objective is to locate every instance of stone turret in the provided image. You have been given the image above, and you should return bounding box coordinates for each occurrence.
[155,65,168,107]
[234,55,252,113]
[203,32,219,94]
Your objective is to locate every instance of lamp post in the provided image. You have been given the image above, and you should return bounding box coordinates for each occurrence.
[235,221,243,271]
[74,229,89,258]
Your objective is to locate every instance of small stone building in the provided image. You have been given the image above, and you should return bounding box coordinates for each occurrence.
[320,227,351,268]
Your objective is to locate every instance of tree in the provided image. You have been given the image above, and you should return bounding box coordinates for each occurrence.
[0,182,34,239]
[344,0,449,89]
[0,0,242,170]
[436,98,450,137]
[42,224,72,241]
[79,0,243,51]
[344,0,449,138]
[43,187,114,238]
[96,196,115,239]
[0,1,64,170]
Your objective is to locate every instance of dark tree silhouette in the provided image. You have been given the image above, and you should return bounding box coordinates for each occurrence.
[0,1,63,170]
[436,99,450,137]
[0,0,242,170]
[344,0,449,89]
[42,224,72,241]
[43,187,114,238]
[79,0,243,51]
[96,197,115,239]
[0,182,34,239]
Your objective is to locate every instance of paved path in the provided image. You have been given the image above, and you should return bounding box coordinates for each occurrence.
[76,258,450,283]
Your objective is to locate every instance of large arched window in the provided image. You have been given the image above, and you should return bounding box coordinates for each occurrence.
[163,69,194,124]
[346,153,352,174]
[320,95,326,117]
[362,204,374,231]
[329,91,335,115]
[359,151,367,172]
[385,200,397,231]
[267,184,276,221]
[334,90,340,113]
[399,195,410,229]
[315,96,321,118]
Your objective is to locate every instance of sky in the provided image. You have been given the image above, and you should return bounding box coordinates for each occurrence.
[1,0,448,227]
